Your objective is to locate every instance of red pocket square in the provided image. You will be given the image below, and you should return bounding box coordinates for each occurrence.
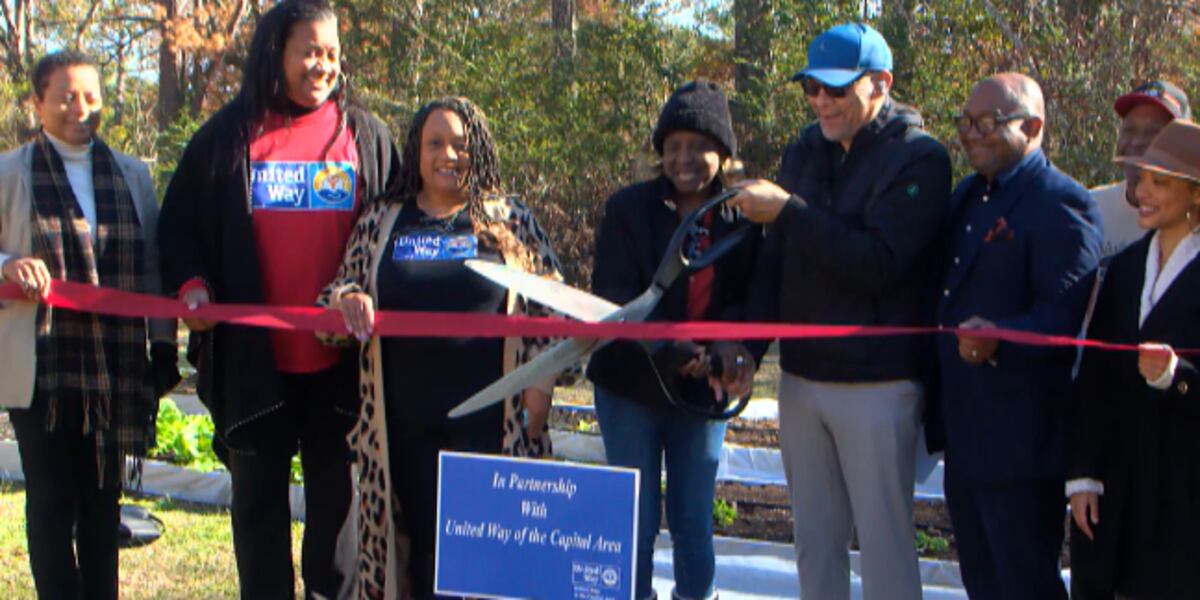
[983,217,1015,243]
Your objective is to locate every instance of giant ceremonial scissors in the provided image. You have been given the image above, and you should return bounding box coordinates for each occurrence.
[449,189,756,421]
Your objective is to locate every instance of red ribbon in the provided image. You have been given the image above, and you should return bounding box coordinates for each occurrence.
[0,280,1172,354]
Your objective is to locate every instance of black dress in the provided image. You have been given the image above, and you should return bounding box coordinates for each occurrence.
[1068,233,1200,599]
[375,200,507,597]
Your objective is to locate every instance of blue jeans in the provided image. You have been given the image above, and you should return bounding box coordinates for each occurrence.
[594,386,726,600]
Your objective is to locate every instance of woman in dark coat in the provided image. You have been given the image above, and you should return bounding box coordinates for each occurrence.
[1068,119,1200,599]
[157,1,399,597]
[586,80,758,600]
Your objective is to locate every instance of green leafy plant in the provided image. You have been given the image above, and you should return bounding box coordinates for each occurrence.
[149,398,222,473]
[150,399,308,484]
[290,454,304,485]
[915,530,950,555]
[712,498,738,528]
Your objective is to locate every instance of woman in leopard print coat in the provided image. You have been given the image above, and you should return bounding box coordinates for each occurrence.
[318,97,568,600]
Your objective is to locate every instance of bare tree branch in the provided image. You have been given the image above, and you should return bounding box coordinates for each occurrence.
[73,0,102,49]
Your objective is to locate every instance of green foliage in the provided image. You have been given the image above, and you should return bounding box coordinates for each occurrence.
[290,454,305,485]
[153,113,204,199]
[2,0,1198,282]
[915,529,950,555]
[149,398,306,483]
[150,398,222,473]
[712,497,738,527]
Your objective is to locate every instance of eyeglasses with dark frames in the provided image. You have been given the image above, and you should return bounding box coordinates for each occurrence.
[955,111,1034,136]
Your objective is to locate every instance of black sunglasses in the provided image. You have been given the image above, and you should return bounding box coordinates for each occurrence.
[799,74,865,99]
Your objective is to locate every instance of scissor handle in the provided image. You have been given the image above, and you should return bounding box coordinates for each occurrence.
[651,188,752,290]
[638,342,753,421]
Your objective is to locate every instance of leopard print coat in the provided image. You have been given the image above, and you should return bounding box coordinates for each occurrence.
[317,194,567,600]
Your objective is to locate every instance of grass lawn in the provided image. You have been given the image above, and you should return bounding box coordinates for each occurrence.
[0,348,783,598]
[0,483,303,599]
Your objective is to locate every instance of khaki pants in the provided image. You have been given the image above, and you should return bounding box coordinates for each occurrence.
[777,372,923,600]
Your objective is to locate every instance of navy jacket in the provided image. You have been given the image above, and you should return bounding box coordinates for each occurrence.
[747,100,951,385]
[936,149,1102,482]
[587,176,761,407]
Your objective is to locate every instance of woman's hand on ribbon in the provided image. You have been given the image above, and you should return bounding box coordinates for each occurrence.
[338,292,375,342]
[180,287,216,332]
[1,256,51,301]
[1137,342,1175,385]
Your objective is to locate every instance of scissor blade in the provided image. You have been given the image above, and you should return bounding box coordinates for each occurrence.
[465,260,620,323]
[449,337,598,418]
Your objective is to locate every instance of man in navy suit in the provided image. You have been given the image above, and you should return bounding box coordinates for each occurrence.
[937,73,1102,599]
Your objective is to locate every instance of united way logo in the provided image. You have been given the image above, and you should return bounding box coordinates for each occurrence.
[250,160,356,212]
[312,163,355,207]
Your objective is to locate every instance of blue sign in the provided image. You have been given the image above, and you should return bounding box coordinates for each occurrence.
[249,161,356,211]
[393,232,479,261]
[435,452,639,600]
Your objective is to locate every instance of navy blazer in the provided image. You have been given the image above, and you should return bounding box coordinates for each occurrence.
[936,149,1102,482]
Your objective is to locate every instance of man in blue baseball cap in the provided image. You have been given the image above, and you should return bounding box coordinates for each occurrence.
[728,22,951,600]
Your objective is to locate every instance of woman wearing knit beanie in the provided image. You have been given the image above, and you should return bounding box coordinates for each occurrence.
[586,79,760,600]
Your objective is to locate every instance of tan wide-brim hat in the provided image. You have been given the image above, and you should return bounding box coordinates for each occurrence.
[1115,119,1200,184]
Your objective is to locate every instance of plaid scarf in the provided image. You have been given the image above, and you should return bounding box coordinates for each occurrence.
[29,132,154,489]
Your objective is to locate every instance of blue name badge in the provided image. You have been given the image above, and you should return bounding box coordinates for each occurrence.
[250,161,356,211]
[393,232,478,261]
[436,452,639,600]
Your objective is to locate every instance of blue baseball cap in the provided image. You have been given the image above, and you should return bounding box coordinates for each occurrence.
[791,23,893,87]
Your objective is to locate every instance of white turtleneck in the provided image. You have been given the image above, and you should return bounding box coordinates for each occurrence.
[44,131,96,237]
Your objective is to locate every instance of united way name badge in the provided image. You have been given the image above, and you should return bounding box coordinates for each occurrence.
[393,232,479,261]
[436,452,638,600]
[250,161,356,211]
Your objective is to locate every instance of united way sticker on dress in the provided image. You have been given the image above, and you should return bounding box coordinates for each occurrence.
[250,161,356,211]
[393,232,479,261]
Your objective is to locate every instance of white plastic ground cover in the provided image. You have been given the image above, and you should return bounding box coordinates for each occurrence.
[649,533,969,599]
[0,398,971,599]
[174,395,950,502]
[554,400,947,501]
[0,440,308,521]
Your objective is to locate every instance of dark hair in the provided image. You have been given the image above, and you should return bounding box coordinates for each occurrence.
[392,97,502,208]
[31,51,98,102]
[241,0,343,118]
[387,97,523,258]
[236,0,351,158]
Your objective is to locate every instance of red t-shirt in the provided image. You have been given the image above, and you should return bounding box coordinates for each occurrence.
[249,102,360,373]
[686,211,714,321]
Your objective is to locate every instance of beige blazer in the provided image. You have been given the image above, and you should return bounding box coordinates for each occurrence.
[0,141,173,408]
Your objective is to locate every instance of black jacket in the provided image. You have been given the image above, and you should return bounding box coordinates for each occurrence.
[586,176,761,406]
[747,101,951,385]
[1067,234,1200,597]
[158,98,400,452]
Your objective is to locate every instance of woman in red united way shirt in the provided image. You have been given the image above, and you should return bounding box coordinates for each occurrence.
[157,1,399,597]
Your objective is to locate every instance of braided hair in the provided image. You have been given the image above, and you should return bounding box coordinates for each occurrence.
[237,0,352,160]
[389,97,528,265]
